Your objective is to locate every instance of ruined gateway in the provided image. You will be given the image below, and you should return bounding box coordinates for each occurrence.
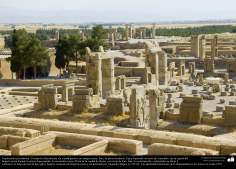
[0,28,236,156]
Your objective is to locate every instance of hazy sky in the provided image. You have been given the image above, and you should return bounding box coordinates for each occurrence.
[0,0,236,23]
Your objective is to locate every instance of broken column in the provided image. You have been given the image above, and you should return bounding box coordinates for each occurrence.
[125,24,129,41]
[204,58,215,74]
[38,85,58,109]
[102,57,115,98]
[199,35,206,60]
[62,82,75,102]
[178,61,185,76]
[189,62,196,75]
[223,106,236,126]
[129,86,150,129]
[72,88,93,114]
[169,62,176,80]
[151,24,156,39]
[148,89,165,129]
[211,35,218,59]
[191,35,200,57]
[180,96,203,124]
[115,75,126,91]
[158,51,168,85]
[86,48,102,97]
[106,96,125,116]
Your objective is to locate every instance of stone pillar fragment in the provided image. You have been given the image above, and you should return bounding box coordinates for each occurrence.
[102,57,115,98]
[148,89,165,129]
[38,85,58,109]
[180,96,203,124]
[86,52,102,97]
[72,88,93,114]
[129,86,150,129]
[106,96,125,115]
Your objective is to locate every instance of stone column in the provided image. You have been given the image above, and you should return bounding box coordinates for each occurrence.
[211,35,218,59]
[149,89,161,129]
[169,62,176,80]
[129,86,150,129]
[86,52,102,96]
[199,35,206,60]
[180,96,203,124]
[102,57,115,98]
[72,88,93,114]
[38,85,58,109]
[158,51,168,85]
[191,35,200,57]
[152,24,156,39]
[204,58,215,74]
[189,62,196,75]
[111,32,115,47]
[106,96,125,115]
[129,26,133,39]
[178,61,185,76]
[125,24,129,41]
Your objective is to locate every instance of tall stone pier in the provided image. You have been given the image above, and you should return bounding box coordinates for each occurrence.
[102,57,115,98]
[86,49,102,97]
[129,86,150,129]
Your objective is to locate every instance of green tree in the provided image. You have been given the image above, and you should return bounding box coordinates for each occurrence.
[8,29,31,79]
[55,38,67,76]
[26,35,49,79]
[67,34,82,67]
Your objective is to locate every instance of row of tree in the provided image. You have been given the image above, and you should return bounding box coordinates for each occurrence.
[154,25,236,37]
[7,29,49,79]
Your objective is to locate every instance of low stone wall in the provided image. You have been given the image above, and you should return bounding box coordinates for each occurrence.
[0,135,29,149]
[148,143,219,155]
[0,79,79,87]
[11,134,56,155]
[0,149,11,156]
[53,132,143,155]
[1,117,236,155]
[0,126,40,138]
[8,91,38,96]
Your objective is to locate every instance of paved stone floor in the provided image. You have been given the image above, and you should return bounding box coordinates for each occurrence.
[0,94,37,110]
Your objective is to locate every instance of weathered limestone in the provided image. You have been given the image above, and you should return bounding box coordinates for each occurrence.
[211,35,218,59]
[2,117,236,155]
[204,58,215,74]
[169,62,176,79]
[38,84,58,109]
[106,96,125,115]
[102,57,115,98]
[223,106,236,126]
[189,62,196,75]
[158,51,168,85]
[178,61,185,76]
[148,89,165,129]
[145,41,162,87]
[11,134,56,155]
[148,143,219,155]
[115,75,126,91]
[191,35,206,59]
[180,96,203,124]
[125,25,129,41]
[129,86,150,129]
[62,82,75,102]
[199,35,206,59]
[191,35,200,57]
[151,24,156,39]
[226,59,236,75]
[86,48,102,96]
[72,88,94,114]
